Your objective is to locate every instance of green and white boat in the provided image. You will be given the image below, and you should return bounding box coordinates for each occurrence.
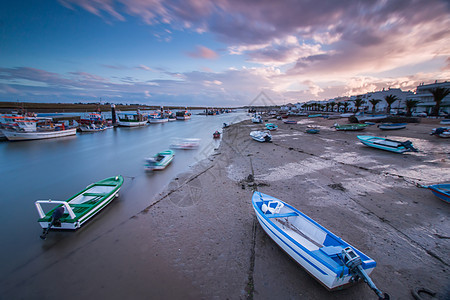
[334,123,368,131]
[36,175,124,237]
[145,150,175,171]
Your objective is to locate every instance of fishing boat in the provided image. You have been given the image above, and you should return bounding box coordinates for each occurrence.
[377,123,407,130]
[334,123,368,131]
[265,123,278,130]
[176,110,191,120]
[283,120,298,124]
[36,175,124,238]
[421,184,450,203]
[170,138,200,150]
[357,135,418,153]
[213,131,221,138]
[1,118,77,141]
[250,130,272,142]
[145,150,175,171]
[252,192,388,298]
[430,127,450,138]
[148,114,169,123]
[117,111,148,127]
[79,123,107,132]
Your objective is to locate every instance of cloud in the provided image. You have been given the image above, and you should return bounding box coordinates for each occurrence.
[187,45,219,59]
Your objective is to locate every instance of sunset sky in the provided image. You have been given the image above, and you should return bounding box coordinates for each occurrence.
[1,0,449,106]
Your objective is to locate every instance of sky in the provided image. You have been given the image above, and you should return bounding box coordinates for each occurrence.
[0,0,449,107]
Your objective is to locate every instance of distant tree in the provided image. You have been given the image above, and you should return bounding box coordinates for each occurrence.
[329,102,336,112]
[384,94,399,114]
[336,102,343,112]
[430,87,450,116]
[353,98,365,113]
[343,102,350,113]
[405,99,420,117]
[325,103,330,112]
[369,99,381,113]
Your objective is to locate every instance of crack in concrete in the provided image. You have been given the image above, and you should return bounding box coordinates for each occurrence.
[246,217,258,300]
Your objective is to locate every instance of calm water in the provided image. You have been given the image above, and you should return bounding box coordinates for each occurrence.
[0,110,248,280]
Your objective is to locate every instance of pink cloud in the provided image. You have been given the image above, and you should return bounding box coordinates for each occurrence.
[187,46,219,59]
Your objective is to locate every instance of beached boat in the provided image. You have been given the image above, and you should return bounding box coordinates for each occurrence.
[352,113,387,122]
[430,127,450,138]
[176,110,191,120]
[377,123,407,130]
[334,123,368,131]
[36,175,124,238]
[170,138,200,150]
[118,112,148,127]
[422,184,450,203]
[308,114,322,118]
[283,120,298,124]
[252,192,387,298]
[145,150,174,171]
[252,115,262,123]
[213,131,221,139]
[440,119,450,125]
[357,135,418,153]
[250,130,272,142]
[265,123,278,130]
[306,128,320,134]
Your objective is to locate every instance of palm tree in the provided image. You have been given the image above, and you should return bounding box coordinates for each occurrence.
[369,99,381,113]
[325,103,330,112]
[336,102,343,113]
[329,102,336,112]
[343,102,350,113]
[430,87,450,116]
[353,98,365,113]
[405,99,420,117]
[384,94,399,114]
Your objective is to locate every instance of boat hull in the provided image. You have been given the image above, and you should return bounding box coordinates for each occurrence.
[357,135,414,153]
[250,131,271,142]
[118,120,148,127]
[378,123,407,130]
[148,118,169,123]
[428,184,450,203]
[2,128,77,141]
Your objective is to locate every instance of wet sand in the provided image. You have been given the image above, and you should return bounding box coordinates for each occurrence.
[2,116,449,299]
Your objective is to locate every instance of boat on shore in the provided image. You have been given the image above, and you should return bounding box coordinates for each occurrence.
[252,192,387,298]
[250,130,272,142]
[283,120,297,124]
[421,184,450,203]
[334,123,368,131]
[377,123,407,130]
[357,135,418,153]
[265,123,278,130]
[306,128,320,134]
[430,127,450,138]
[252,115,262,123]
[308,114,322,118]
[36,175,124,238]
[440,119,450,125]
[352,113,387,123]
[145,150,175,171]
[117,111,148,127]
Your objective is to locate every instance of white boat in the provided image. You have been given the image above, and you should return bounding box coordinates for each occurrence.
[170,138,200,149]
[1,117,77,141]
[353,113,387,122]
[252,192,388,298]
[430,127,450,138]
[252,115,262,123]
[117,112,148,127]
[79,124,107,132]
[250,130,272,142]
[440,119,450,125]
[377,123,407,130]
[176,110,191,120]
[148,116,169,123]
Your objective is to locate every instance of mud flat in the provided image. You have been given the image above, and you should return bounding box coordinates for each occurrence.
[2,116,448,299]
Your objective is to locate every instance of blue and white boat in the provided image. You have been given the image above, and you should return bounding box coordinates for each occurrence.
[265,123,278,130]
[357,135,418,153]
[377,123,407,130]
[422,184,450,203]
[252,192,387,297]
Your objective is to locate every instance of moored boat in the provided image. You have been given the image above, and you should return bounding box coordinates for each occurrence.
[118,111,148,127]
[148,115,169,123]
[213,131,221,138]
[145,150,175,171]
[79,123,107,132]
[36,175,124,238]
[334,123,368,131]
[1,117,77,141]
[252,192,388,298]
[377,123,407,130]
[357,135,418,153]
[176,110,191,120]
[250,130,272,142]
[265,123,278,130]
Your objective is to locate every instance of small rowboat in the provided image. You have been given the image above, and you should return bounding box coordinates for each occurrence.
[430,127,450,138]
[265,123,278,130]
[308,114,322,118]
[36,175,124,238]
[145,150,175,171]
[252,192,388,298]
[377,123,407,130]
[250,130,272,142]
[213,131,221,138]
[283,120,297,124]
[421,184,450,203]
[334,123,368,131]
[357,135,418,153]
[306,128,320,134]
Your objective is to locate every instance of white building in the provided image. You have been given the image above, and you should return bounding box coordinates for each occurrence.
[351,88,414,113]
[409,81,450,115]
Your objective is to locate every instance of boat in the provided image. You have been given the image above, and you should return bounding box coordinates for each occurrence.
[1,118,77,141]
[223,123,230,128]
[252,115,262,123]
[306,128,320,134]
[352,113,387,122]
[36,175,124,238]
[357,135,418,153]
[252,192,388,298]
[440,119,450,125]
[430,127,450,138]
[377,123,407,130]
[250,130,272,142]
[170,138,200,150]
[308,114,322,118]
[213,131,221,138]
[176,110,191,120]
[144,150,174,171]
[283,120,298,124]
[265,123,278,130]
[421,184,450,203]
[148,114,169,123]
[79,123,107,132]
[117,111,148,127]
[334,123,368,131]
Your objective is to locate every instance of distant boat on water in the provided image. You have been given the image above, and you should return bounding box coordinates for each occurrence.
[117,111,148,127]
[145,150,174,171]
[176,110,191,120]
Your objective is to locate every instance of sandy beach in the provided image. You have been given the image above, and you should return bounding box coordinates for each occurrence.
[2,115,449,299]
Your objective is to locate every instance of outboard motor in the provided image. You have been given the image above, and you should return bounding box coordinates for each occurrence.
[401,141,418,152]
[40,206,65,240]
[342,247,390,300]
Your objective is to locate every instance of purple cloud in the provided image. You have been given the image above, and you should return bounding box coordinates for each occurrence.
[186,46,219,59]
